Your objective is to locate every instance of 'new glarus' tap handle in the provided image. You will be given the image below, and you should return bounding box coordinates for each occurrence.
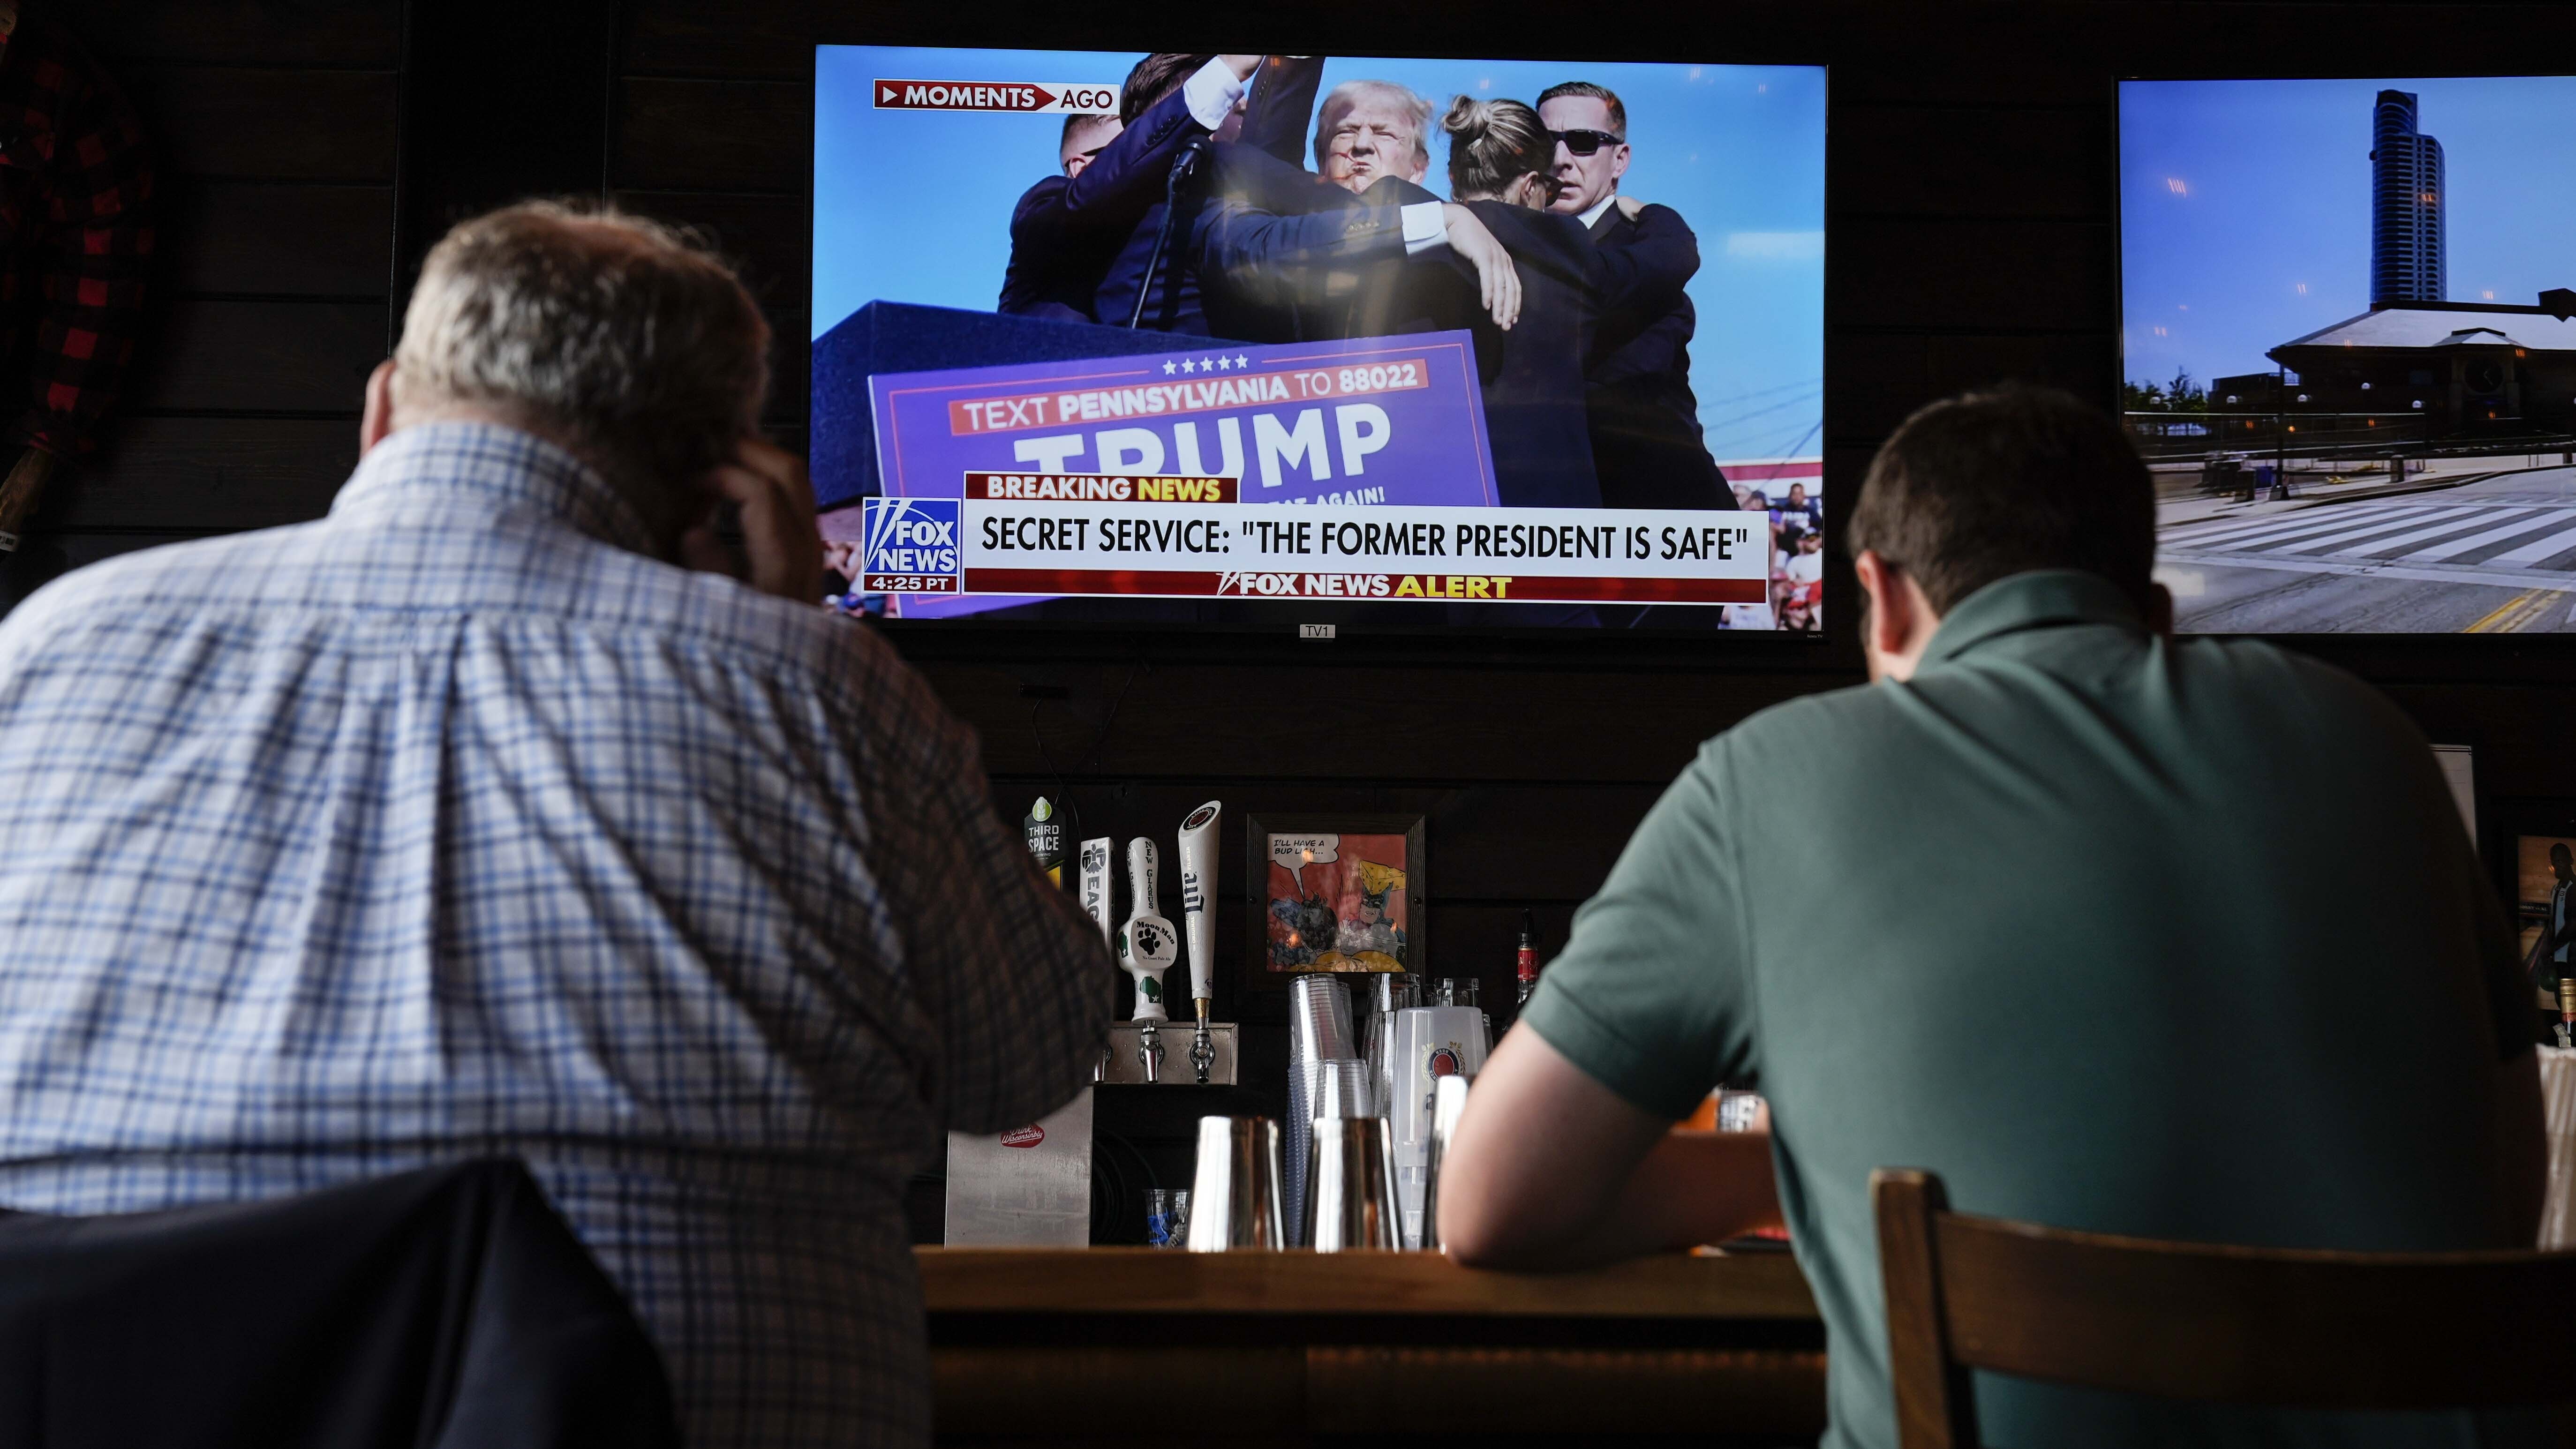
[1127,837,1158,912]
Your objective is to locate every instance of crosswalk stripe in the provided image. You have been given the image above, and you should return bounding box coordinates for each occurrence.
[2398,507,2576,562]
[2327,507,2538,557]
[2161,507,2430,549]
[2262,506,2491,556]
[2201,507,2451,554]
[2481,519,2576,567]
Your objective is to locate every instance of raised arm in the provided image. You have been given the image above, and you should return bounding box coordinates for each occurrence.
[1238,55,1325,167]
[1052,56,1260,230]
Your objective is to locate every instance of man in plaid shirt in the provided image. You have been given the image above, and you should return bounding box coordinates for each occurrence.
[0,203,1112,1447]
[0,2,154,558]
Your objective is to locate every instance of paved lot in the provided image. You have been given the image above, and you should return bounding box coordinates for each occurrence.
[2156,467,2576,632]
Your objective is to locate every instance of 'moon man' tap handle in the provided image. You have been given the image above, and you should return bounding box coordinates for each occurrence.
[1117,837,1178,1023]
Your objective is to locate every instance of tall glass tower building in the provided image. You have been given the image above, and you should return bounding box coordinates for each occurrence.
[2370,90,2444,305]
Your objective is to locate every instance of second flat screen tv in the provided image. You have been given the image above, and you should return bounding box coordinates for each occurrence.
[812,50,1826,634]
[2124,75,2576,634]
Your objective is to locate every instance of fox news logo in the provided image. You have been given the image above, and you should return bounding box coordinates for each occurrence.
[860,496,962,593]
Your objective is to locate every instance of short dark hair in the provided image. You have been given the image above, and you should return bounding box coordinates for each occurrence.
[1121,53,1210,125]
[1060,112,1115,150]
[1536,81,1626,136]
[1845,384,2155,616]
[2554,842,2572,865]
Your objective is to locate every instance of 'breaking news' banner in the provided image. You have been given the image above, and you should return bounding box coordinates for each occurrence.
[859,475,1767,604]
[868,332,1499,511]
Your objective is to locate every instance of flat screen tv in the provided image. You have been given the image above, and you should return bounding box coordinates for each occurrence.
[809,48,1826,635]
[2122,75,2576,634]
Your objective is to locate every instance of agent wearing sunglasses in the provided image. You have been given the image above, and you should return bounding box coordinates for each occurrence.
[1538,81,1738,523]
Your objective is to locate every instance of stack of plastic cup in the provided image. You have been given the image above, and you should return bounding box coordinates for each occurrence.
[1286,976,1354,1245]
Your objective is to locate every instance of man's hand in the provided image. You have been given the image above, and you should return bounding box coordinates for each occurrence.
[1614,195,1645,222]
[821,540,863,583]
[0,447,59,550]
[697,436,824,603]
[1442,203,1522,331]
[1218,54,1263,82]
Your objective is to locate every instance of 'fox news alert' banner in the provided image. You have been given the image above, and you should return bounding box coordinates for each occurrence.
[860,475,1767,604]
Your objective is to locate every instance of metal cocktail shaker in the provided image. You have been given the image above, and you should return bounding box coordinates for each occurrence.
[1357,972,1420,1124]
[1305,1114,1402,1252]
[1419,1074,1471,1253]
[1186,1115,1286,1251]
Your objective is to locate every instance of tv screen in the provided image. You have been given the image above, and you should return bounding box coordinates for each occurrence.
[2123,76,2576,634]
[810,48,1825,633]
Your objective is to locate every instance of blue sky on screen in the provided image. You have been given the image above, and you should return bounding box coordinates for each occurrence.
[815,48,1825,462]
[2122,76,2576,392]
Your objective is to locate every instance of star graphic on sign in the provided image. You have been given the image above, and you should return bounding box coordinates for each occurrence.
[1214,355,1232,371]
[1162,360,1177,375]
[1202,356,1218,372]
[1181,358,1196,374]
[1235,354,1250,368]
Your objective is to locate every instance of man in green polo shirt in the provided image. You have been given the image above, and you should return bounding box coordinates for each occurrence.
[1439,386,2546,1448]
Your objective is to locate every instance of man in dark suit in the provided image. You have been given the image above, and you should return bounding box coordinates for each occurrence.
[1539,82,1736,513]
[1409,188,1696,510]
[1091,54,1322,335]
[998,55,1260,324]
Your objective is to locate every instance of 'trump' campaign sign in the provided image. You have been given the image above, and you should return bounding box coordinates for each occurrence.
[867,332,1498,511]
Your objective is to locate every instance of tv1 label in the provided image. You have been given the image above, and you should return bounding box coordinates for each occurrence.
[860,496,963,593]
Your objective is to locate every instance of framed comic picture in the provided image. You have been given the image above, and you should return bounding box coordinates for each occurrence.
[2510,826,2576,1014]
[1244,813,1425,988]
[2491,798,2576,1032]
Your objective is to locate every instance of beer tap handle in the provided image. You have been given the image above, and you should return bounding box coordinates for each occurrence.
[1127,837,1158,913]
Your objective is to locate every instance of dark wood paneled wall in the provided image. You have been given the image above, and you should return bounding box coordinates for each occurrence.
[17,0,396,591]
[23,0,2576,1045]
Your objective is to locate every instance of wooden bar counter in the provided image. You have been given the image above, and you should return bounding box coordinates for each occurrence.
[919,1247,1826,1445]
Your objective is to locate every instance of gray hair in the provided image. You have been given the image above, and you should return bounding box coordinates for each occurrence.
[392,200,769,503]
[1312,80,1433,174]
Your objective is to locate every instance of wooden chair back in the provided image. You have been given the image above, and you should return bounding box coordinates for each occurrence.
[1871,1167,2576,1449]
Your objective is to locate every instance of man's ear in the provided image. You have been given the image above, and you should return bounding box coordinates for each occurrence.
[1854,549,1913,659]
[360,360,398,456]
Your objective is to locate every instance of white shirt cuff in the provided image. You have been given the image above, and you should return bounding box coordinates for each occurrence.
[1401,201,1447,255]
[1182,59,1246,132]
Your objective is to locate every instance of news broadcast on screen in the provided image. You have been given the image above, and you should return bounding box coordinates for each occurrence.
[809,48,1826,633]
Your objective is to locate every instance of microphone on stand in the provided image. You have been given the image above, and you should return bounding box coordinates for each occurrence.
[1128,139,1208,330]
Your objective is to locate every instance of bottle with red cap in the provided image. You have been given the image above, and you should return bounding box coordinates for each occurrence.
[1515,909,1540,1006]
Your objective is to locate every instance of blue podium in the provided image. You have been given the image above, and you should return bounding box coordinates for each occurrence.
[809,300,1247,511]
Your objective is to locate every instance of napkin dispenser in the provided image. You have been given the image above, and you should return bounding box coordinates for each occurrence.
[943,1087,1093,1246]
